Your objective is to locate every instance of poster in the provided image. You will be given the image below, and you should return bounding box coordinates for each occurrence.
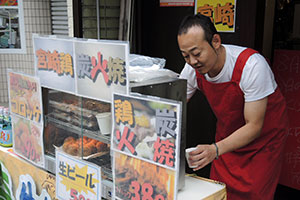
[195,0,236,32]
[111,93,182,200]
[113,151,176,200]
[75,39,129,102]
[33,35,76,94]
[56,150,102,200]
[11,115,44,168]
[8,71,43,124]
[272,49,300,190]
[0,0,18,6]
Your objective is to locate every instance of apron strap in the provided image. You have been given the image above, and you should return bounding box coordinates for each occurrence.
[231,48,258,83]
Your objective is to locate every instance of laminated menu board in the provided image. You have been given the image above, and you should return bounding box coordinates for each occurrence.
[111,93,182,200]
[56,150,102,200]
[33,34,129,102]
[272,49,300,190]
[8,71,45,168]
[33,35,76,94]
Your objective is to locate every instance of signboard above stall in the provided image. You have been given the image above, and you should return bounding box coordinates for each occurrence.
[33,34,129,103]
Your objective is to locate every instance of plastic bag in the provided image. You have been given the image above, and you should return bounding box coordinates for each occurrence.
[129,54,178,82]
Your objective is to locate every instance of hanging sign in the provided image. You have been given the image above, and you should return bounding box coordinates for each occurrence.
[195,0,236,32]
[111,93,182,200]
[56,150,102,200]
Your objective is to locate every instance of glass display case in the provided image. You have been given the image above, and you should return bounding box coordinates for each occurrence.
[42,77,187,198]
[43,88,113,189]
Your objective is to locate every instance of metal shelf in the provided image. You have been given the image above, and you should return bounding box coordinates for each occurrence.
[45,115,111,144]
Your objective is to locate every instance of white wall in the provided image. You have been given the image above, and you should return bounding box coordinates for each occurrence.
[0,0,52,103]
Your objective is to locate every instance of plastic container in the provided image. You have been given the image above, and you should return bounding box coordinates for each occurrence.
[0,107,12,147]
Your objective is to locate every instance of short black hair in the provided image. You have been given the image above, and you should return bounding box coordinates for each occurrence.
[178,14,218,45]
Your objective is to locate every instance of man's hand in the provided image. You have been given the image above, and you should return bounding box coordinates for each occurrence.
[187,144,217,171]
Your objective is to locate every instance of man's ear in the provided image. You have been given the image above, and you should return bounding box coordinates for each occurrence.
[212,34,221,49]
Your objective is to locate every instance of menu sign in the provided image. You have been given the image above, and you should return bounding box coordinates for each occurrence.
[111,93,182,200]
[75,40,129,102]
[56,150,102,200]
[33,35,129,102]
[8,71,43,124]
[33,35,76,94]
[8,71,45,168]
[11,116,44,167]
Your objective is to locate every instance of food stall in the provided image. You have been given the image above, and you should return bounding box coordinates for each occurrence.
[0,34,226,200]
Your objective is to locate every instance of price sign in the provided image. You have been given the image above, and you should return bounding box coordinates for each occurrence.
[11,115,44,167]
[56,150,102,200]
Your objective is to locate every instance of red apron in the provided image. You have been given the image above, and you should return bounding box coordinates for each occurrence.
[195,48,288,199]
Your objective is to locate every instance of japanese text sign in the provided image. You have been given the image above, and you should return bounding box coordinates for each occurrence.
[8,71,43,124]
[16,174,51,200]
[111,93,182,200]
[33,34,129,102]
[113,151,177,200]
[56,150,102,200]
[75,40,129,102]
[33,35,76,94]
[111,93,181,169]
[195,0,236,32]
[11,115,45,168]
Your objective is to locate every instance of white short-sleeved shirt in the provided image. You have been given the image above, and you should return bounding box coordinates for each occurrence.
[179,44,277,102]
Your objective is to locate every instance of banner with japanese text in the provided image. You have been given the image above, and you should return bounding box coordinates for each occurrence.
[8,71,43,124]
[33,35,76,94]
[11,115,44,168]
[195,0,236,32]
[56,150,102,200]
[111,93,182,200]
[75,40,129,102]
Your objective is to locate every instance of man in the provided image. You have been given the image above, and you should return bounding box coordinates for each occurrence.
[178,14,288,199]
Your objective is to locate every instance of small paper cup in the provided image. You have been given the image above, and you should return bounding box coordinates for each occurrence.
[185,147,198,168]
[96,112,112,135]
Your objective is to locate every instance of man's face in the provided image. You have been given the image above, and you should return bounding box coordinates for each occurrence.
[178,26,219,76]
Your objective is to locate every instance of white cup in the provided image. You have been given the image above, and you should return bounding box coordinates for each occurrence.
[185,147,198,168]
[96,112,112,135]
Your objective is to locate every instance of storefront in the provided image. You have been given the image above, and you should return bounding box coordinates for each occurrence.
[1,0,300,199]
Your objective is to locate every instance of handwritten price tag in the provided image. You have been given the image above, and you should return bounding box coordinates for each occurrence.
[21,138,40,162]
[130,181,165,200]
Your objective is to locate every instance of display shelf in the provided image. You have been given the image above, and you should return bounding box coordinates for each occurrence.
[45,115,111,144]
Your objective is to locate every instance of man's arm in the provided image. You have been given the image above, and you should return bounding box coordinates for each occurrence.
[216,97,268,156]
[188,97,268,170]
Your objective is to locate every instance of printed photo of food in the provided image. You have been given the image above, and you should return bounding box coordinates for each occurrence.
[114,151,176,200]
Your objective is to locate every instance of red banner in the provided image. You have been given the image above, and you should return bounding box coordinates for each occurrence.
[272,49,300,190]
